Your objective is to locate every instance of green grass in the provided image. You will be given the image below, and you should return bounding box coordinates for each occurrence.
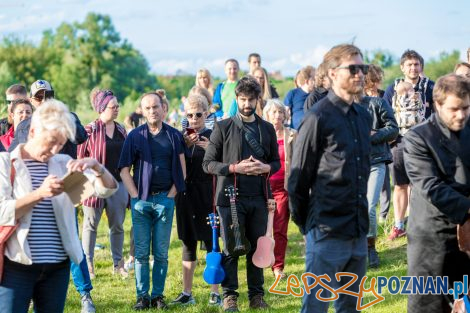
[62,210,408,312]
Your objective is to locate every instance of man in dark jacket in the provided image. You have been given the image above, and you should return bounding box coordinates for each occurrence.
[404,74,470,313]
[203,76,280,312]
[289,44,372,313]
[359,96,398,268]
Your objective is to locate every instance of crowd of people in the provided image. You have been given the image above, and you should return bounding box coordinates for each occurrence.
[0,45,470,313]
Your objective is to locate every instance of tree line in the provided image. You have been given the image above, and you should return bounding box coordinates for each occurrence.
[0,13,461,117]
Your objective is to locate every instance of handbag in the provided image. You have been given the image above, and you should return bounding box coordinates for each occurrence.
[0,158,19,283]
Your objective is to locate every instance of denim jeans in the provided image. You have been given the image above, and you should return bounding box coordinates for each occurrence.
[302,228,367,313]
[366,162,386,238]
[0,258,70,313]
[131,192,175,299]
[70,207,92,297]
[379,165,391,219]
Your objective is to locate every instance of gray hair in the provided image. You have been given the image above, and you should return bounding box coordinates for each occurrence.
[30,99,76,141]
[185,94,209,112]
[263,98,287,122]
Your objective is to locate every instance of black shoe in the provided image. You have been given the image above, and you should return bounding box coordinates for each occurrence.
[151,295,168,310]
[170,293,196,305]
[133,297,150,310]
[369,247,380,268]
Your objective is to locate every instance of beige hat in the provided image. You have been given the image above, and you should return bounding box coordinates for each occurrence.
[30,80,54,97]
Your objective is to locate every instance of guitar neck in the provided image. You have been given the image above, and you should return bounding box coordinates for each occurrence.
[229,199,239,226]
[212,224,218,253]
[265,209,274,237]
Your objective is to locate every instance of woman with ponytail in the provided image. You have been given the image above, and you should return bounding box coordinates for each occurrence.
[77,88,129,279]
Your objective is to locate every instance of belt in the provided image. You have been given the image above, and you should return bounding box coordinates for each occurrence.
[150,190,168,196]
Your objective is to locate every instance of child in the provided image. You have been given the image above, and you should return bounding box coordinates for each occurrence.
[392,81,425,134]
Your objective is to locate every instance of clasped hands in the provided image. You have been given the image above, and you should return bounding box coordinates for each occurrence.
[232,156,270,176]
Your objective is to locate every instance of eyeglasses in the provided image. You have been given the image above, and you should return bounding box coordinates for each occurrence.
[106,105,120,110]
[186,112,204,119]
[335,64,369,75]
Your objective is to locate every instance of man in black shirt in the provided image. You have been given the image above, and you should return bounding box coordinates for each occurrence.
[203,76,280,312]
[289,44,372,313]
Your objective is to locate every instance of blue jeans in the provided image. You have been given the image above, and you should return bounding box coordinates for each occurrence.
[366,163,386,238]
[70,207,92,296]
[131,192,175,299]
[0,258,70,313]
[302,228,367,313]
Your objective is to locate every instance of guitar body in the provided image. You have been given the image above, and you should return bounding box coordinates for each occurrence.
[203,213,225,284]
[253,199,276,269]
[226,224,251,257]
[203,251,225,284]
[253,236,275,268]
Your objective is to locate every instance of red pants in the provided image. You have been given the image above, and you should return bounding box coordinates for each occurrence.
[270,179,290,271]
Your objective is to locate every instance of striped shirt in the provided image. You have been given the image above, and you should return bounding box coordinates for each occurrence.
[25,160,67,263]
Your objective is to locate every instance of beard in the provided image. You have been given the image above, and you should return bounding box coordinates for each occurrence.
[238,106,256,117]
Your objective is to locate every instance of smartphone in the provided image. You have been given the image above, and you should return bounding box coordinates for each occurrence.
[186,127,196,135]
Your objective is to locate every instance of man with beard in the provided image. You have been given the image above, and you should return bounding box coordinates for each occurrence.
[203,76,280,312]
[404,74,470,313]
[289,44,372,313]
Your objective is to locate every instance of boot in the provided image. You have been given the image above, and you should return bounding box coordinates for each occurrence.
[368,237,379,268]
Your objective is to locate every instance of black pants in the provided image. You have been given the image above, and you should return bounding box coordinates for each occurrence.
[217,195,268,300]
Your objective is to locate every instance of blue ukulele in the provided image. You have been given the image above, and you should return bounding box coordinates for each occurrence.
[203,213,225,284]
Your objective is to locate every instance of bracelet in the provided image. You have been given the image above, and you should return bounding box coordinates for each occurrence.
[94,165,105,177]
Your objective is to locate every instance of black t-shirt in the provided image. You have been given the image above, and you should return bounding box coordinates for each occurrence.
[238,119,264,197]
[105,130,125,182]
[149,131,173,192]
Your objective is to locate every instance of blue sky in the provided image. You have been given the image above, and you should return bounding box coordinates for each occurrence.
[0,0,469,77]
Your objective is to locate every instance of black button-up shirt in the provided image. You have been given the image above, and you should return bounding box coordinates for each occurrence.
[288,91,372,238]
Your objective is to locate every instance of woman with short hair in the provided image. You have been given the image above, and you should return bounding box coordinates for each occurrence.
[0,99,33,151]
[0,99,117,313]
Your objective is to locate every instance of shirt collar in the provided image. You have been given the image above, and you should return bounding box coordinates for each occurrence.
[327,90,358,115]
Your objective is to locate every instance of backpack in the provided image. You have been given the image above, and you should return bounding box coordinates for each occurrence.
[392,78,427,134]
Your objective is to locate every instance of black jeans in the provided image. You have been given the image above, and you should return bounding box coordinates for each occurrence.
[217,195,268,300]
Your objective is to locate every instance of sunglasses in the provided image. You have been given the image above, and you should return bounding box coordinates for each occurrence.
[335,64,369,75]
[186,112,204,119]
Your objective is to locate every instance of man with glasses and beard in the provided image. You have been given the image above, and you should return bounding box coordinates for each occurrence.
[203,76,280,312]
[289,44,372,313]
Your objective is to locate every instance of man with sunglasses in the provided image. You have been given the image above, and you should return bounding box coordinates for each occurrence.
[383,50,435,241]
[0,84,28,136]
[289,44,372,313]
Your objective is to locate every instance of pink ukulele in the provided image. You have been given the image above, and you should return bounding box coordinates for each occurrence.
[252,199,276,269]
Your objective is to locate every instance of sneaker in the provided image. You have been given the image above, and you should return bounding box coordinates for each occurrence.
[387,226,406,241]
[378,216,386,224]
[209,292,222,306]
[170,292,196,306]
[249,294,269,309]
[133,297,150,310]
[151,295,168,310]
[113,259,129,278]
[273,269,287,279]
[368,247,380,268]
[81,293,96,313]
[223,295,239,312]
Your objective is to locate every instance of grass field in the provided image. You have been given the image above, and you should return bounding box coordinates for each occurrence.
[62,210,408,313]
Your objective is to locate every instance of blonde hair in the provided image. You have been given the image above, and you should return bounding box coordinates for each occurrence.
[30,99,76,141]
[185,94,209,112]
[195,68,214,95]
[188,86,212,106]
[155,89,169,111]
[297,66,315,86]
[253,67,273,101]
[263,98,287,122]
